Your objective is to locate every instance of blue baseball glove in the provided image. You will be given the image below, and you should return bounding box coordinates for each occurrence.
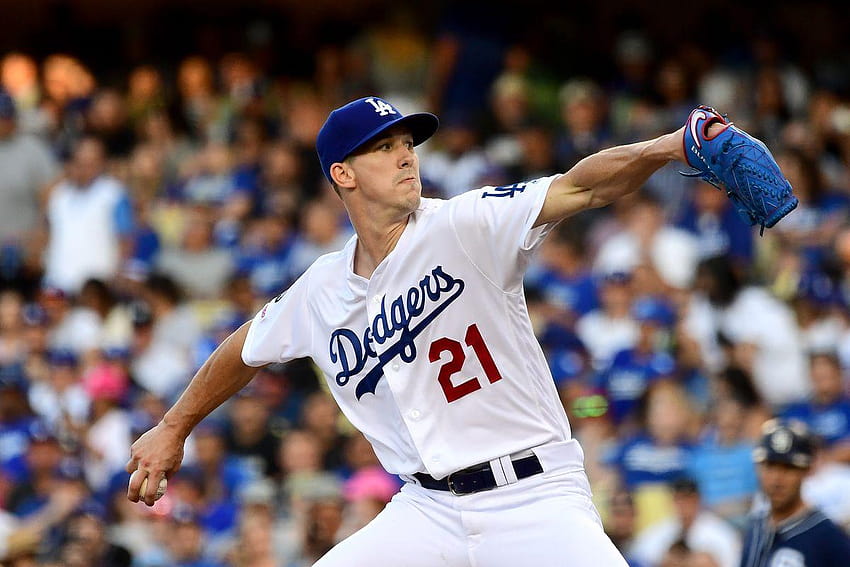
[681,105,798,235]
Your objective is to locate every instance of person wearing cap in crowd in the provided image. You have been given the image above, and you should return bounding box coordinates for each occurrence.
[15,456,95,557]
[576,269,639,370]
[0,88,60,293]
[129,276,201,401]
[286,473,346,566]
[38,284,102,359]
[740,418,850,567]
[594,295,677,427]
[221,477,289,565]
[128,95,708,566]
[3,420,64,514]
[27,348,89,434]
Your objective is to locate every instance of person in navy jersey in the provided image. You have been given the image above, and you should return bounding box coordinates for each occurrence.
[740,419,850,567]
[595,296,677,427]
[782,351,850,463]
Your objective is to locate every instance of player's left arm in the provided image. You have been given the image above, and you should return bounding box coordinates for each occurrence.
[534,127,687,227]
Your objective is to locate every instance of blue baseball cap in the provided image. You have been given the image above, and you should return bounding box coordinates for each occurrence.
[316,96,439,183]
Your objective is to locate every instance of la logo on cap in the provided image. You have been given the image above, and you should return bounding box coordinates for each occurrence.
[365,98,397,117]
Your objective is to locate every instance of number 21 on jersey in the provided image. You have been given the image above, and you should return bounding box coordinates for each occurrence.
[428,324,503,403]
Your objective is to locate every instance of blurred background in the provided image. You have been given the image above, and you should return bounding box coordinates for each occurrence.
[0,0,850,565]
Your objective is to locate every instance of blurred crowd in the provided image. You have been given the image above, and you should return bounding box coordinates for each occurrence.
[1,9,850,567]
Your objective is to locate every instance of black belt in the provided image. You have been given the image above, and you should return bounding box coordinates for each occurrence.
[413,454,544,495]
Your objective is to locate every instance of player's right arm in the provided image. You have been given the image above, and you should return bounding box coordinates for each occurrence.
[127,264,316,506]
[126,321,259,505]
[534,128,686,227]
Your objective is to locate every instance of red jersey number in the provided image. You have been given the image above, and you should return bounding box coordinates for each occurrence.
[428,324,503,403]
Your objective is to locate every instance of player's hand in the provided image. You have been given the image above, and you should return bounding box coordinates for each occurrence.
[126,421,185,506]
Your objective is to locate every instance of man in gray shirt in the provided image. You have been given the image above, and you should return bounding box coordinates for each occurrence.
[0,88,59,287]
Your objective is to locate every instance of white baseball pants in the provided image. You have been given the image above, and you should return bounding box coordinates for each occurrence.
[314,441,628,567]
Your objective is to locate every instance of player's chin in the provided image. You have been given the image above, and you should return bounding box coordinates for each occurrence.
[400,179,422,205]
[406,193,422,210]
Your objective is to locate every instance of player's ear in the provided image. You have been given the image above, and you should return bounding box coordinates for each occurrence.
[330,162,355,190]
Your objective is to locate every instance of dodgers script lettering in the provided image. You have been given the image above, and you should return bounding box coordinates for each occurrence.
[329,265,465,399]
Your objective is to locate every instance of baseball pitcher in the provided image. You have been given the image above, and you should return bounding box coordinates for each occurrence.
[127,98,795,566]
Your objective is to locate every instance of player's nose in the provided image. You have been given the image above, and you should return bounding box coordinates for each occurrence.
[398,147,415,169]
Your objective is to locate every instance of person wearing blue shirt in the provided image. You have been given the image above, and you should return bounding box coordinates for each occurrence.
[676,181,754,267]
[782,351,850,463]
[595,296,676,426]
[235,213,297,297]
[525,223,599,323]
[606,380,695,490]
[688,395,759,527]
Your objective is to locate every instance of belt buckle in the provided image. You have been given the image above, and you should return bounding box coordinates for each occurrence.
[446,472,462,496]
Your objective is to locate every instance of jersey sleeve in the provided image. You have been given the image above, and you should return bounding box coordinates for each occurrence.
[241,270,314,366]
[448,175,561,290]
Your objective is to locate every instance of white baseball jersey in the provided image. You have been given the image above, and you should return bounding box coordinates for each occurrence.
[242,175,577,478]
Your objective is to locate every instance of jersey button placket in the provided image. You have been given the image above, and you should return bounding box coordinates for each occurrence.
[366,293,382,319]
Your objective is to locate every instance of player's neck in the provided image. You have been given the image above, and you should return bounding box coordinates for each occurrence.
[352,215,410,279]
[770,498,808,526]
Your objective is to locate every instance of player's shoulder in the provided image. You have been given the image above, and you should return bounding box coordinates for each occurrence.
[780,509,843,541]
[431,174,561,207]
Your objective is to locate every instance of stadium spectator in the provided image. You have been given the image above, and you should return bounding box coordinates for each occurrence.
[43,136,135,294]
[0,88,60,293]
[630,477,741,567]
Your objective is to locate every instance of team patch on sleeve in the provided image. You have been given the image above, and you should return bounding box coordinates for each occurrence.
[481,182,528,199]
